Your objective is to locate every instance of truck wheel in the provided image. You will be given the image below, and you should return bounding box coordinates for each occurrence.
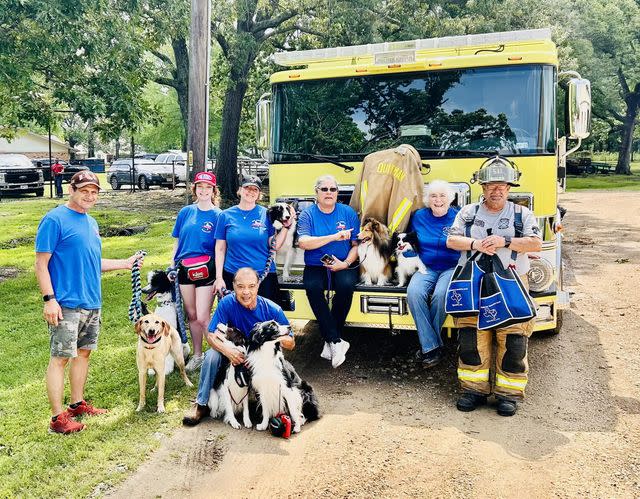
[138,175,150,190]
[552,309,563,335]
[110,176,121,190]
[35,188,44,197]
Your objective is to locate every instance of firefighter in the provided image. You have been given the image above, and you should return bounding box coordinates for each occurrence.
[446,156,542,416]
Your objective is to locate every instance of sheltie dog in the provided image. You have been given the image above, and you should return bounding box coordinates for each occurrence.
[207,324,252,429]
[247,320,320,434]
[268,202,298,280]
[142,270,191,375]
[357,217,393,286]
[392,231,427,286]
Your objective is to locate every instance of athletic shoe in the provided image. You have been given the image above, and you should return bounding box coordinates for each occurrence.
[67,400,108,417]
[49,412,86,434]
[330,340,350,369]
[185,354,203,373]
[455,392,488,412]
[320,342,331,360]
[415,348,443,368]
[496,397,518,417]
[182,404,211,426]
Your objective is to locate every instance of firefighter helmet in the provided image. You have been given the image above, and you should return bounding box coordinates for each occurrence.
[471,155,521,187]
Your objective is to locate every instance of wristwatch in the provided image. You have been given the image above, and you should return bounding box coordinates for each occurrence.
[43,294,56,302]
[503,236,512,248]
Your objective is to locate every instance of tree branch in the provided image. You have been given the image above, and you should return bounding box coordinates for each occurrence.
[252,10,298,34]
[151,50,173,67]
[592,108,622,129]
[618,65,630,97]
[153,77,178,89]
[261,23,325,42]
[213,30,230,58]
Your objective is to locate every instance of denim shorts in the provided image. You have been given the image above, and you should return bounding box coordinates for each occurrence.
[49,307,101,358]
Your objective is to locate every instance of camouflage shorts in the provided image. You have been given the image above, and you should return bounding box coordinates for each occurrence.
[49,307,101,358]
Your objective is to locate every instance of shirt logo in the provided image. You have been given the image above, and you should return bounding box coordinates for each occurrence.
[201,221,214,233]
[336,221,346,231]
[442,225,452,235]
[498,218,510,229]
[251,219,265,229]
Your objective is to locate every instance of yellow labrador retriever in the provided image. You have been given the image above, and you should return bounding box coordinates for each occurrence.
[135,314,193,413]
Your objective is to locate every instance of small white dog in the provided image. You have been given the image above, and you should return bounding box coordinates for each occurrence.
[393,231,427,286]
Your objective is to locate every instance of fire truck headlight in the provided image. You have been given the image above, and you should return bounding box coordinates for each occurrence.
[527,258,554,292]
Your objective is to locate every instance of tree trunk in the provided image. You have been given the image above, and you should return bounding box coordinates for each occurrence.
[87,118,95,157]
[616,103,638,175]
[217,80,249,200]
[172,37,189,152]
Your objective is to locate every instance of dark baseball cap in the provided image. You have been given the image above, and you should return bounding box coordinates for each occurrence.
[241,175,262,190]
[70,171,101,190]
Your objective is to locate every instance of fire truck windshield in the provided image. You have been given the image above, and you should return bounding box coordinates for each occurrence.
[272,64,555,161]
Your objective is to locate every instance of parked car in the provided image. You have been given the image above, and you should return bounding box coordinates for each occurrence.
[69,157,106,173]
[32,158,90,182]
[154,151,188,183]
[1,154,44,197]
[107,158,178,190]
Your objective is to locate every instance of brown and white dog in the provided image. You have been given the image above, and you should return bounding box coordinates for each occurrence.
[135,314,193,413]
[357,217,393,286]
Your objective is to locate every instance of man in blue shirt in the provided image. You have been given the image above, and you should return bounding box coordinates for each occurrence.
[35,171,143,435]
[183,267,293,426]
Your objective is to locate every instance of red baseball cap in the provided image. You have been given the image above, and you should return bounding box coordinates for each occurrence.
[194,171,217,186]
[70,171,101,190]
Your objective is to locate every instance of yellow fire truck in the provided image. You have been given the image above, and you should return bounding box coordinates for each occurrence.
[256,29,591,334]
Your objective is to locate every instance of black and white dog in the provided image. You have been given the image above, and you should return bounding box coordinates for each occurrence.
[142,270,191,375]
[267,202,297,280]
[247,320,320,433]
[392,232,427,286]
[207,324,252,429]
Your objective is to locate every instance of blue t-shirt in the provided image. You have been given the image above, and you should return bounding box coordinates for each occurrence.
[214,205,275,274]
[409,207,460,272]
[297,203,359,266]
[208,294,290,338]
[35,205,102,309]
[172,204,221,261]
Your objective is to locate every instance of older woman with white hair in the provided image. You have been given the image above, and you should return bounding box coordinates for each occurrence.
[406,179,460,368]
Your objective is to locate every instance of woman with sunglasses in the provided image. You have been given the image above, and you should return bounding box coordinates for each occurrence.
[213,175,291,301]
[297,175,359,368]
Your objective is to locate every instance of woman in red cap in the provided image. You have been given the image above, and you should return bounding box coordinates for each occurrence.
[172,171,221,372]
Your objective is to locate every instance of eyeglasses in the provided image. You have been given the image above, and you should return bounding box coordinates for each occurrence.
[318,187,338,192]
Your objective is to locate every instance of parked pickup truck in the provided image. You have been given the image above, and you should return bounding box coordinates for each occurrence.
[0,154,44,197]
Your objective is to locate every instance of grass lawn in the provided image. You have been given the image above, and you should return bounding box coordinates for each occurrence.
[566,160,640,191]
[0,195,197,498]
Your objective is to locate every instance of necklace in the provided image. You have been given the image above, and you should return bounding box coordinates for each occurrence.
[240,205,258,220]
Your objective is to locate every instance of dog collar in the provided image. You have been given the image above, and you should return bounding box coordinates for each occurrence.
[400,250,418,258]
[157,299,173,307]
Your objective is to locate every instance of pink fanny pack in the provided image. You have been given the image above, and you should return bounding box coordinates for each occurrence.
[181,255,211,281]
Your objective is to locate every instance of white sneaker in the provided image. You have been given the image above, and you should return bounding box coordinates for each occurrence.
[330,340,350,369]
[320,342,332,360]
[185,354,203,373]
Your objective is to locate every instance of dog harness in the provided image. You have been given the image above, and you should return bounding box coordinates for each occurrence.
[128,250,147,323]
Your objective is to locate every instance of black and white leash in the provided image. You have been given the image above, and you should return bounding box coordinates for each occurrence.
[128,250,147,323]
[167,267,189,344]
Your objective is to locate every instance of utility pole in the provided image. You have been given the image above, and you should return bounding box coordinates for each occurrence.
[187,0,211,183]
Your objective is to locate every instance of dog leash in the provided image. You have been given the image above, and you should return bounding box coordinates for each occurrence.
[128,250,147,323]
[166,267,189,344]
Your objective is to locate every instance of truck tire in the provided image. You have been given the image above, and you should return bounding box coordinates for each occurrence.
[138,175,150,191]
[35,188,44,197]
[110,176,121,190]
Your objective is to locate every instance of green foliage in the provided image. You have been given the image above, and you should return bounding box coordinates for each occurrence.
[0,197,196,498]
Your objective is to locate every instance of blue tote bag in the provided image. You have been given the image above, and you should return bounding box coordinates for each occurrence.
[445,251,485,317]
[478,255,536,330]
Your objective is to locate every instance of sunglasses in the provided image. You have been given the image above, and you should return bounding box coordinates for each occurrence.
[318,187,338,192]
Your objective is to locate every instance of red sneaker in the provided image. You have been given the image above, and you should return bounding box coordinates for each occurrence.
[67,400,108,417]
[49,412,86,434]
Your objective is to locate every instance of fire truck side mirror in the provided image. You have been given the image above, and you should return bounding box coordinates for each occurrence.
[256,93,271,154]
[566,78,591,140]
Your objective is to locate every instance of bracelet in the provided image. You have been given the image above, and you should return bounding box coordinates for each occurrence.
[470,240,475,250]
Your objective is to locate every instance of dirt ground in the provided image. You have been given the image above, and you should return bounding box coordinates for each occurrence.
[110,190,640,499]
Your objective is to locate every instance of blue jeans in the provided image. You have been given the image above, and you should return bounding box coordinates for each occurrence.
[54,175,63,197]
[195,348,222,405]
[407,267,455,354]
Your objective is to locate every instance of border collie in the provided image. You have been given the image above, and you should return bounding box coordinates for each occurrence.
[357,217,393,286]
[392,231,427,286]
[268,202,298,280]
[247,320,320,433]
[207,324,252,429]
[142,270,191,376]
